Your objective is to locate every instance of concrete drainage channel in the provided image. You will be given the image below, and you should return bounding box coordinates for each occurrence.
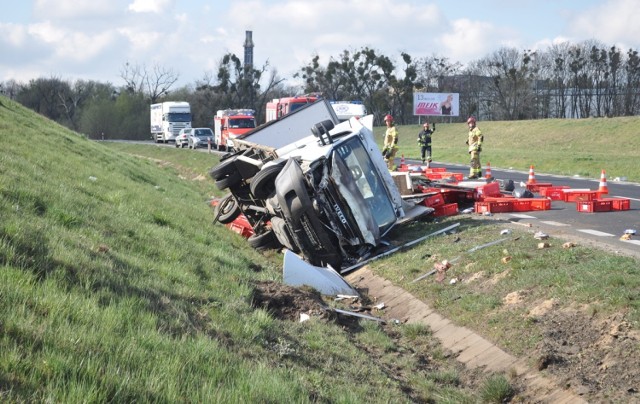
[344,267,588,403]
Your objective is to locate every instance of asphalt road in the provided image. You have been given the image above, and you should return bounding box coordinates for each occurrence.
[404,157,640,259]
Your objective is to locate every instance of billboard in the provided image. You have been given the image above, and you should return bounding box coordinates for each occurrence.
[413,92,459,116]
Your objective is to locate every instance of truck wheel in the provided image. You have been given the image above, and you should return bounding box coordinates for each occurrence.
[250,162,286,199]
[247,230,280,251]
[215,194,242,224]
[209,157,237,181]
[215,170,243,190]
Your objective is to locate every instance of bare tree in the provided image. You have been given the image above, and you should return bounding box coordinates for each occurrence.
[120,62,179,103]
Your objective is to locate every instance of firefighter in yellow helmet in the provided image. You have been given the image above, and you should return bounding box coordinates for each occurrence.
[466,116,483,179]
[382,114,399,170]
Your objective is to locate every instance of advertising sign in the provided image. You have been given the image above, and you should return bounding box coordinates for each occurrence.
[413,92,459,116]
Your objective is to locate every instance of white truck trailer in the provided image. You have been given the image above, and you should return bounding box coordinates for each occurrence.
[150,101,192,143]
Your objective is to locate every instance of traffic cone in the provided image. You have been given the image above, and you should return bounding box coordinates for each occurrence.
[527,165,536,184]
[598,169,609,195]
[400,154,405,167]
[485,162,492,179]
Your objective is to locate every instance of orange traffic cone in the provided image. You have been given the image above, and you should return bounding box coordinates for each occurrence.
[598,169,609,195]
[485,162,493,179]
[527,165,536,184]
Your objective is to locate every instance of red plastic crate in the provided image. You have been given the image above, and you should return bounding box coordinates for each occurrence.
[423,167,447,173]
[529,198,552,210]
[474,201,513,213]
[422,194,445,207]
[525,182,553,193]
[563,190,599,202]
[600,197,631,211]
[540,186,571,201]
[576,200,613,213]
[474,181,502,200]
[434,203,458,217]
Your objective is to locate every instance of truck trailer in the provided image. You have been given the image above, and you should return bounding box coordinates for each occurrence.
[150,101,192,143]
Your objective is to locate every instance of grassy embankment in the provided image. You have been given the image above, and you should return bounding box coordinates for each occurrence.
[1,95,638,402]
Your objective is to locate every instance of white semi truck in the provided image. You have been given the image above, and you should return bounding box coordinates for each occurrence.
[150,101,192,143]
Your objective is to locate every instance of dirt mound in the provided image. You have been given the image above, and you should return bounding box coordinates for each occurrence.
[252,280,329,322]
[531,307,640,401]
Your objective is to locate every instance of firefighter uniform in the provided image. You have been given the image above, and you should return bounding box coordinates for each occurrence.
[417,123,435,166]
[467,124,483,179]
[382,115,399,170]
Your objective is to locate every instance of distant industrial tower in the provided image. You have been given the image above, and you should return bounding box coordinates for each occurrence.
[243,30,254,68]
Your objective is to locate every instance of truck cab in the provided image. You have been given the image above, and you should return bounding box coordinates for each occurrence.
[265,93,321,122]
[214,109,256,151]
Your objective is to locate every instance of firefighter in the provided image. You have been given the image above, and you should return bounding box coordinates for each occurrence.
[466,116,483,179]
[417,121,435,167]
[382,114,399,170]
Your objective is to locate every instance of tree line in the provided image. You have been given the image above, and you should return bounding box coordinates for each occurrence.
[2,39,639,140]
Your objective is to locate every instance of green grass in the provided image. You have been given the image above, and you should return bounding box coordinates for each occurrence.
[375,116,640,182]
[2,94,639,401]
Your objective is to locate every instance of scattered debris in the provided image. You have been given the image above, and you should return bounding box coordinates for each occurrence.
[537,242,550,249]
[510,220,532,227]
[562,242,576,249]
[534,231,549,240]
[449,278,458,285]
[467,237,510,253]
[283,250,359,296]
[299,313,311,322]
[501,256,512,264]
[373,303,386,310]
[340,223,461,274]
[625,229,637,235]
[500,229,511,235]
[434,260,452,283]
[620,233,632,241]
[89,176,97,181]
[461,207,474,214]
[332,308,386,323]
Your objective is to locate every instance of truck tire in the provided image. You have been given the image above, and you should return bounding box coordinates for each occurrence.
[247,230,280,251]
[250,162,285,199]
[215,170,243,190]
[209,156,237,181]
[215,194,242,224]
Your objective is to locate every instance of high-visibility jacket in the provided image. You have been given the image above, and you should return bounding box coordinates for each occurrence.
[468,127,483,153]
[383,126,399,151]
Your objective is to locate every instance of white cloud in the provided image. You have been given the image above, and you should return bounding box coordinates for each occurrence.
[34,0,121,20]
[569,0,640,49]
[128,0,173,14]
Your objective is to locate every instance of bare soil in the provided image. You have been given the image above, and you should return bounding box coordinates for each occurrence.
[252,277,640,403]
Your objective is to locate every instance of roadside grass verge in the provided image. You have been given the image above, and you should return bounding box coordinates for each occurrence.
[376,116,640,182]
[374,215,640,357]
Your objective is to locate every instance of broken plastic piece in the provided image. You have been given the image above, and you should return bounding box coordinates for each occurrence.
[500,229,511,235]
[534,231,549,240]
[625,229,636,235]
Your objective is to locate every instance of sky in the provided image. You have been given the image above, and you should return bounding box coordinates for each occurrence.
[1,0,640,90]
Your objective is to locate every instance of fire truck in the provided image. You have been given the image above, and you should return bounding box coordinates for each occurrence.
[265,93,321,122]
[213,109,257,151]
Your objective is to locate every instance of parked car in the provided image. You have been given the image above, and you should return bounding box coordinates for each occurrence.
[209,100,429,270]
[188,128,215,149]
[175,128,192,148]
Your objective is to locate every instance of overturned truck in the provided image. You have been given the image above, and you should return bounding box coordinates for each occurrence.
[210,99,429,270]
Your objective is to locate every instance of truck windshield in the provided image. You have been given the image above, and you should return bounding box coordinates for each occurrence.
[333,137,397,234]
[289,101,311,113]
[229,118,256,129]
[166,113,191,122]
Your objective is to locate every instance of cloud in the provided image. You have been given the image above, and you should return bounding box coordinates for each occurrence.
[569,0,640,50]
[34,0,121,20]
[128,0,173,14]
